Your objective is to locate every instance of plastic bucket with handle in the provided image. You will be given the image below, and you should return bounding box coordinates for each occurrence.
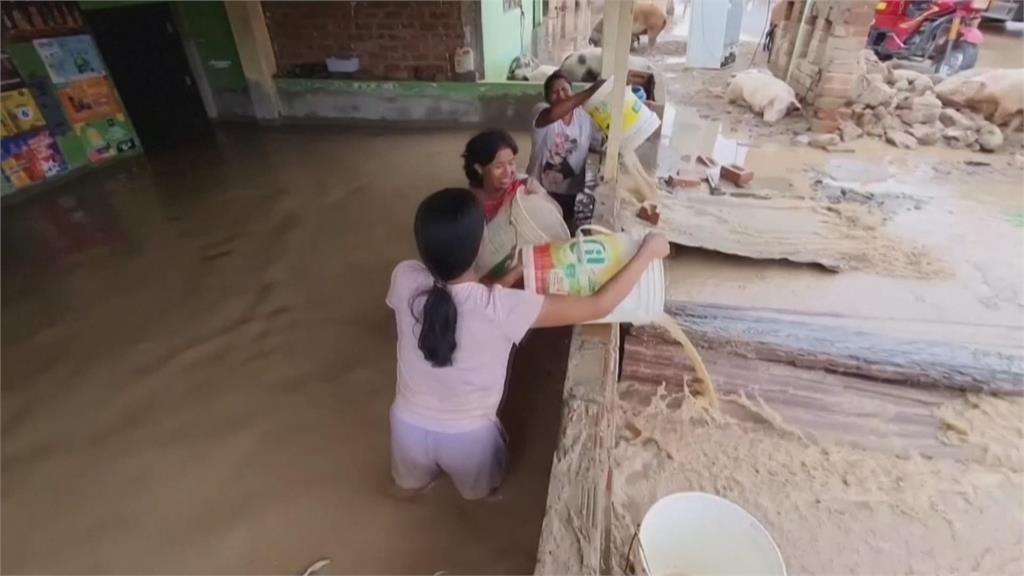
[584,75,661,152]
[521,225,664,325]
[476,185,570,277]
[637,492,787,576]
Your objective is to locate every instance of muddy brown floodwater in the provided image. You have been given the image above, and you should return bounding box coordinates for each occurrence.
[1,126,570,574]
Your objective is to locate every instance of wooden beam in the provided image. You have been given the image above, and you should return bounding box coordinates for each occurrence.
[624,301,1024,395]
[618,348,973,460]
[224,0,281,120]
[602,0,634,182]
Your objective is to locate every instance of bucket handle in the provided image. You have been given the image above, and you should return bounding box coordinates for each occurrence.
[569,224,615,263]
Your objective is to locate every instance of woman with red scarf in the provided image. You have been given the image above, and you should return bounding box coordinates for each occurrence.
[462,130,544,221]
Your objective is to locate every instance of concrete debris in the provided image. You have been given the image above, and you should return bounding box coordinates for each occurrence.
[976,122,1004,152]
[808,133,842,149]
[882,114,909,134]
[940,108,977,129]
[891,69,928,85]
[858,49,889,80]
[886,130,919,150]
[908,123,942,146]
[840,64,1021,152]
[943,127,978,149]
[898,93,943,125]
[852,73,897,107]
[840,121,864,142]
[912,77,935,96]
[860,113,885,137]
[890,69,934,96]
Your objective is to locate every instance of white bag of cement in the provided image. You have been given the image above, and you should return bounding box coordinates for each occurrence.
[726,69,802,124]
[935,68,1024,126]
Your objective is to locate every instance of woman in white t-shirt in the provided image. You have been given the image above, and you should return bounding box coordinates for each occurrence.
[387,188,668,499]
[527,71,605,227]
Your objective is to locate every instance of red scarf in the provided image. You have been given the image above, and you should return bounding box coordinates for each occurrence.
[480,179,524,221]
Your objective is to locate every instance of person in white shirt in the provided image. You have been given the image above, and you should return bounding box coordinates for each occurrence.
[527,71,605,228]
[387,188,669,499]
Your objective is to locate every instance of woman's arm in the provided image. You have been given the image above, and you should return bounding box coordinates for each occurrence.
[480,261,525,288]
[534,79,607,129]
[532,234,670,328]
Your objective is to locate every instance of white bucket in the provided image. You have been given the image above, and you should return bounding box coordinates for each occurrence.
[584,75,661,152]
[521,225,665,325]
[476,185,570,277]
[638,492,787,576]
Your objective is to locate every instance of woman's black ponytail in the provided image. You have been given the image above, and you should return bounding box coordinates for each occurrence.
[413,188,485,367]
[418,281,458,367]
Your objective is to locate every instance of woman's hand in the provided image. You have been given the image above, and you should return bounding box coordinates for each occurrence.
[639,233,670,260]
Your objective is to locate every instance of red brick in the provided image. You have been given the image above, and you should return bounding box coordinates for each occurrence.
[262,0,465,77]
[813,96,848,110]
[810,117,841,134]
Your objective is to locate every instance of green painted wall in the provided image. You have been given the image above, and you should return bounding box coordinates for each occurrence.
[176,1,246,91]
[481,0,535,81]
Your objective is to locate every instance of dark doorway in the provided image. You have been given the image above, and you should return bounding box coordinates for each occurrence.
[85,3,211,153]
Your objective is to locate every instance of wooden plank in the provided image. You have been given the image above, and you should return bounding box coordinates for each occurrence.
[617,346,973,460]
[628,301,1024,395]
[618,187,944,277]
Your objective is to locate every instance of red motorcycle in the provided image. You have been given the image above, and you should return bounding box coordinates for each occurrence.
[867,0,987,75]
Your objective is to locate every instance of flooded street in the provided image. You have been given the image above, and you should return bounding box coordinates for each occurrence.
[1,127,567,574]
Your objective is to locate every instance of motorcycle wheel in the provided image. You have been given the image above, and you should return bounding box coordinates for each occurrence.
[937,41,979,75]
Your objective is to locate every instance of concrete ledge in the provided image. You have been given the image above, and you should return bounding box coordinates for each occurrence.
[535,161,623,575]
[275,78,547,127]
[534,323,619,575]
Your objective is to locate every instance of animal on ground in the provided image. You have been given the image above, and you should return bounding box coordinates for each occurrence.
[507,55,558,82]
[934,68,1024,128]
[559,47,655,83]
[589,1,670,51]
[725,69,802,123]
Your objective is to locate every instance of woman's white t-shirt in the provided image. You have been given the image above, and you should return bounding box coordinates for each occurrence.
[386,261,544,432]
[527,104,597,197]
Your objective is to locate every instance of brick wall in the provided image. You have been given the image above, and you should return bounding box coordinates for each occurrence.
[262,1,468,81]
[769,0,875,124]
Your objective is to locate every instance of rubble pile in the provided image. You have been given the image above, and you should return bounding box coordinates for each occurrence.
[845,51,1023,153]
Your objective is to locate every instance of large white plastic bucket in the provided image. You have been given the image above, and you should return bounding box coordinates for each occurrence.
[476,186,570,277]
[521,226,665,325]
[584,75,661,152]
[638,492,787,576]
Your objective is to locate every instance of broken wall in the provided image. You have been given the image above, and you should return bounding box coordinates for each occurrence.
[770,0,875,131]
